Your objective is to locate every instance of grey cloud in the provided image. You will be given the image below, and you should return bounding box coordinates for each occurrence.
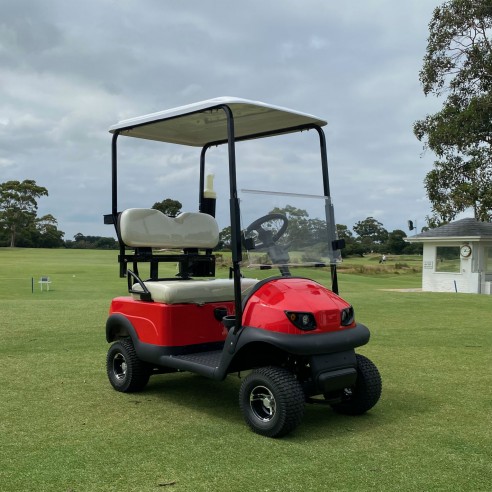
[1,0,444,239]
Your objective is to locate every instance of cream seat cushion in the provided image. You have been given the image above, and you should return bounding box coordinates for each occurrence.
[131,278,259,304]
[120,209,219,249]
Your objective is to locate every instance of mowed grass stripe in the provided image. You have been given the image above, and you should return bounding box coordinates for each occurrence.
[0,248,491,491]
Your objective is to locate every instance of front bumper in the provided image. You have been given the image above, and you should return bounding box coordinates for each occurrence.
[237,322,370,356]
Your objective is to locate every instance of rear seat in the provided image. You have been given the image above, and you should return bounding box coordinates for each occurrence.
[119,208,219,249]
[119,208,258,304]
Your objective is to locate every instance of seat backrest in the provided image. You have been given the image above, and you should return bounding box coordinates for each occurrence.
[119,209,219,249]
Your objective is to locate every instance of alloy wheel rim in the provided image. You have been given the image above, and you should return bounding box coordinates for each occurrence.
[113,352,127,380]
[249,385,276,422]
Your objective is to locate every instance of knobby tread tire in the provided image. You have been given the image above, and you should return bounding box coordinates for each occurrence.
[107,338,150,393]
[239,366,305,438]
[330,353,382,416]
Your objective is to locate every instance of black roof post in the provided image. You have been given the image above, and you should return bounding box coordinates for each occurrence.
[313,126,339,295]
[111,131,119,219]
[219,104,243,333]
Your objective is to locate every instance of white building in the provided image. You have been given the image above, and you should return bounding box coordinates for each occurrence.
[406,218,492,294]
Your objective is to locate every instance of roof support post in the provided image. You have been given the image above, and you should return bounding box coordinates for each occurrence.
[313,126,339,294]
[111,131,119,219]
[111,131,127,277]
[219,105,243,334]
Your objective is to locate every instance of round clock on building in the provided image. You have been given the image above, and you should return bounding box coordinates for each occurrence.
[460,245,472,257]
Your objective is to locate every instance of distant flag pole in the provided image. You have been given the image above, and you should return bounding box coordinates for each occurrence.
[31,277,34,294]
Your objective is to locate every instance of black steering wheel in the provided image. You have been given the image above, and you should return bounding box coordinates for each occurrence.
[245,213,289,249]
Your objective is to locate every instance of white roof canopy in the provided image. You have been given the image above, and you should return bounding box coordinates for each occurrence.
[109,97,327,147]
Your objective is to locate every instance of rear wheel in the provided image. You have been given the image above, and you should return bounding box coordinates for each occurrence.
[106,339,150,392]
[329,354,381,415]
[239,366,305,438]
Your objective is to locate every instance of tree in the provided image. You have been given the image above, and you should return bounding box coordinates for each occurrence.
[67,233,118,249]
[336,224,353,243]
[414,0,492,222]
[424,151,492,222]
[336,224,363,257]
[385,229,408,255]
[36,214,65,248]
[269,205,312,249]
[353,217,388,253]
[308,218,329,244]
[152,198,182,217]
[218,226,232,250]
[0,180,48,247]
[94,237,118,249]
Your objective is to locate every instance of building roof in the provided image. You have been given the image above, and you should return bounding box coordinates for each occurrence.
[406,218,492,242]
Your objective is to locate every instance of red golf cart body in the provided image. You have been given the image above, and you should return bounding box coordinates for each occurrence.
[104,97,381,437]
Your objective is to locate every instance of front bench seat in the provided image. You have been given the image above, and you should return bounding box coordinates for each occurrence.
[131,278,258,304]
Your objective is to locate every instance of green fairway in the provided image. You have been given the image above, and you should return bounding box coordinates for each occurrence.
[0,248,491,491]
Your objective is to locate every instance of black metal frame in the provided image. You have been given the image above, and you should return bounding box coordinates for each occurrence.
[107,103,340,334]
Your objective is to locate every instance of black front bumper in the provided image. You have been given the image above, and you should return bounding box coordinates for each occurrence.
[237,323,370,356]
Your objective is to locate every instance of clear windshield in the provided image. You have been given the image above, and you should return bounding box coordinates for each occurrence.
[240,189,341,271]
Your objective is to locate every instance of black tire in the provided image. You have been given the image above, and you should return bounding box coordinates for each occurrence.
[239,366,305,438]
[329,354,382,416]
[106,339,150,393]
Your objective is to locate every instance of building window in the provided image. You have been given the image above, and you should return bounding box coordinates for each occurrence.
[435,246,460,273]
[485,247,492,274]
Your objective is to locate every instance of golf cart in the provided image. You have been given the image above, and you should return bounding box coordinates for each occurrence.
[105,97,381,438]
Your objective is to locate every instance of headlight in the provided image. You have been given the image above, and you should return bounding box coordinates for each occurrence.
[285,311,317,331]
[341,306,354,326]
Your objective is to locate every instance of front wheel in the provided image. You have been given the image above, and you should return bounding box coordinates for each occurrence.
[329,353,382,416]
[239,366,305,438]
[106,339,150,393]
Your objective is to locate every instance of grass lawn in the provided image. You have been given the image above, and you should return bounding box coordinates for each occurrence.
[0,248,491,491]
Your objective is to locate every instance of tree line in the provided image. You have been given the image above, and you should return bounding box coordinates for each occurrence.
[0,180,118,249]
[218,207,422,257]
[0,180,65,248]
[0,185,421,256]
[336,217,422,257]
[0,186,184,249]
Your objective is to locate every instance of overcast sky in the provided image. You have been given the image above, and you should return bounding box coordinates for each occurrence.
[1,0,453,239]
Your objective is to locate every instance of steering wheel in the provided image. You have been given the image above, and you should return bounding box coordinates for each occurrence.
[245,213,289,249]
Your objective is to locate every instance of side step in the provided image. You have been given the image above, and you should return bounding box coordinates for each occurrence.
[157,350,223,379]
